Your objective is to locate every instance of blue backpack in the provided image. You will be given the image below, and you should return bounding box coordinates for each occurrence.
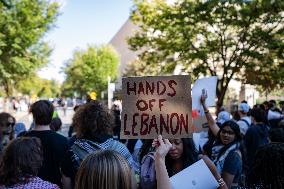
[140,152,156,189]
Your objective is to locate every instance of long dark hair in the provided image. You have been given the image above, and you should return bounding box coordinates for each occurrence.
[0,137,43,186]
[215,120,242,156]
[165,138,198,177]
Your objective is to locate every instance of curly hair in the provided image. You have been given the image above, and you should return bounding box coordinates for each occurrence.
[73,101,114,139]
[0,137,43,187]
[250,143,284,188]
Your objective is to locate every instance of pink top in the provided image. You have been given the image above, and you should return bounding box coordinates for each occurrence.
[0,177,59,189]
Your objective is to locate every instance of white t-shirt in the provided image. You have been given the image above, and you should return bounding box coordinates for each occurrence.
[237,116,251,135]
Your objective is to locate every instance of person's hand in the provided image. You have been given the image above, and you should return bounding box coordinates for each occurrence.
[152,135,172,161]
[200,89,208,105]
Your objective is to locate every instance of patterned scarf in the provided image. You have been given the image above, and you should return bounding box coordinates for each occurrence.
[211,142,240,173]
[70,138,134,170]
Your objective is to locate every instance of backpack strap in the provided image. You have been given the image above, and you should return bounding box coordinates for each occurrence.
[141,152,155,163]
[71,140,102,164]
[240,118,250,127]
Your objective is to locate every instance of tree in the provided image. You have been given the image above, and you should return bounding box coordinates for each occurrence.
[128,0,284,107]
[62,45,119,98]
[15,74,61,98]
[123,59,160,76]
[0,0,59,96]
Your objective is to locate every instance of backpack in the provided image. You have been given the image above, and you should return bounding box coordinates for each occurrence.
[140,152,156,189]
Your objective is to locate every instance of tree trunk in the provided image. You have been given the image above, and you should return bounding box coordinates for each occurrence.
[216,90,225,115]
[3,79,12,97]
[216,79,230,115]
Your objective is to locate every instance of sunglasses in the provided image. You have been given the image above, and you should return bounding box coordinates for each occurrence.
[6,122,15,127]
[2,122,15,135]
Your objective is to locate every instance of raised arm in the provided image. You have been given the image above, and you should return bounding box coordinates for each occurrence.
[153,135,172,189]
[200,91,220,136]
[201,155,228,189]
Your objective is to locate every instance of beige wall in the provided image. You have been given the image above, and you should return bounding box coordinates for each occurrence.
[109,19,139,89]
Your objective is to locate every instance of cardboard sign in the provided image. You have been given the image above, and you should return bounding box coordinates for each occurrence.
[121,75,192,139]
[170,159,219,189]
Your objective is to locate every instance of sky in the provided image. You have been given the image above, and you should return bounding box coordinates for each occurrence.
[38,0,133,83]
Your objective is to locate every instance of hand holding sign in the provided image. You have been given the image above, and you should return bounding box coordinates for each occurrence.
[152,135,172,160]
[200,89,208,104]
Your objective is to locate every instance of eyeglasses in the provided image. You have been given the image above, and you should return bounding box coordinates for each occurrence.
[220,129,235,135]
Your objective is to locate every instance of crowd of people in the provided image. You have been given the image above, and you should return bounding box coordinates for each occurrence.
[0,91,283,189]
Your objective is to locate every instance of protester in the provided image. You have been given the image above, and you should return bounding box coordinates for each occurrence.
[140,137,197,189]
[268,128,284,143]
[75,150,136,189]
[50,117,66,137]
[112,102,121,140]
[237,103,251,136]
[24,100,68,187]
[61,101,136,189]
[247,143,284,188]
[50,117,62,132]
[244,107,269,170]
[267,100,284,128]
[201,93,244,189]
[0,112,15,154]
[152,135,228,189]
[0,137,59,189]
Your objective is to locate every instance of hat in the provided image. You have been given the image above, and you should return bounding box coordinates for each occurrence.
[217,111,231,125]
[89,92,97,100]
[239,103,250,113]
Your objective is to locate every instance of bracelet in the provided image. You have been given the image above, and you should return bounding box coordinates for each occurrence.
[204,109,209,114]
[217,178,225,187]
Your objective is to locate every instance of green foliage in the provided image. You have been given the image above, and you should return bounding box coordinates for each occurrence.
[62,45,119,98]
[123,59,161,76]
[0,0,59,96]
[15,74,61,98]
[128,0,284,105]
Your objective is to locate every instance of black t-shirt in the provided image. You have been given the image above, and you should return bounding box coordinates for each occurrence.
[25,130,68,187]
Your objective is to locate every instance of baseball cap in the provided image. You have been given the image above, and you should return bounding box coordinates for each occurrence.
[239,103,250,113]
[217,111,231,125]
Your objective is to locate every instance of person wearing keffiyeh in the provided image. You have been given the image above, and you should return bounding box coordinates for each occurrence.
[61,101,136,189]
[201,92,245,189]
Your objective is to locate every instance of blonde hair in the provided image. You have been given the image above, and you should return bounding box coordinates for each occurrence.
[75,150,133,189]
